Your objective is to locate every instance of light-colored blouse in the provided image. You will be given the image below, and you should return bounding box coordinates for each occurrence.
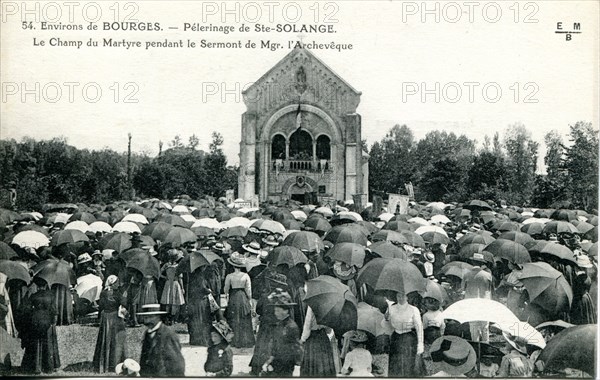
[383,303,424,352]
[423,310,446,331]
[341,347,373,377]
[300,306,330,342]
[224,271,251,300]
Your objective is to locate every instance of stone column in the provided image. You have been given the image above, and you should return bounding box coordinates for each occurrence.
[239,112,256,201]
[343,114,362,200]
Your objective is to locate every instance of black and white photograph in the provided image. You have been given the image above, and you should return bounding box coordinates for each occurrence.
[0,0,598,377]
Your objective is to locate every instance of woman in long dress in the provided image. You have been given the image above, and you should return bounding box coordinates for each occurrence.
[382,291,424,377]
[224,253,255,348]
[160,250,185,324]
[299,305,337,377]
[19,277,61,374]
[93,275,127,373]
[187,265,213,346]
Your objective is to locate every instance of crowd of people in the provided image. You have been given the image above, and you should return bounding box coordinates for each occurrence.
[0,197,597,377]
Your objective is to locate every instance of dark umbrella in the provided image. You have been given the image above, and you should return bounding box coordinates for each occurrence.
[484,239,531,264]
[550,209,577,222]
[367,241,408,260]
[303,275,357,334]
[356,221,379,236]
[191,226,216,238]
[540,244,577,264]
[384,220,414,232]
[464,200,493,211]
[303,216,332,234]
[0,260,31,283]
[324,225,368,246]
[16,224,50,237]
[420,279,448,304]
[439,261,474,280]
[326,243,366,268]
[458,243,486,258]
[542,221,579,235]
[421,231,450,245]
[357,258,426,295]
[142,221,174,241]
[220,226,249,238]
[399,230,426,248]
[267,246,307,268]
[512,262,573,315]
[575,221,595,235]
[163,227,197,247]
[50,229,89,247]
[32,259,76,287]
[280,218,303,230]
[371,230,407,245]
[272,209,295,223]
[282,231,324,253]
[537,324,596,376]
[100,232,132,253]
[119,248,147,262]
[178,249,223,274]
[521,222,546,236]
[499,231,536,245]
[69,212,96,224]
[458,233,495,246]
[156,214,188,227]
[493,221,521,233]
[0,242,18,260]
[126,250,160,279]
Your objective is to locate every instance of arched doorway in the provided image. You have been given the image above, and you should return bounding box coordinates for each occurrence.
[289,129,313,160]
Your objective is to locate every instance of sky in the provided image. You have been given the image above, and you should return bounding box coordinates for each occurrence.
[1,1,598,172]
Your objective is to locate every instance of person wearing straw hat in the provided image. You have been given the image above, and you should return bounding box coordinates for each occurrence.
[115,358,140,377]
[138,304,185,377]
[340,330,373,377]
[260,288,302,377]
[160,249,185,325]
[498,331,533,377]
[224,252,255,348]
[429,335,476,377]
[204,320,235,377]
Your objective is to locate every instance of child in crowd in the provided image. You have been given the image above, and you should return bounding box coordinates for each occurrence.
[340,330,373,377]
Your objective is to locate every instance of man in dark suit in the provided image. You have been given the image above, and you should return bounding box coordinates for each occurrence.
[138,304,185,377]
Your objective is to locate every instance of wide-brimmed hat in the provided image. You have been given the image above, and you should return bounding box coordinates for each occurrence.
[576,254,594,269]
[348,330,368,343]
[242,241,262,255]
[424,252,435,263]
[502,331,528,354]
[227,252,247,268]
[77,253,92,264]
[333,261,356,281]
[92,250,103,257]
[136,303,167,315]
[268,288,296,306]
[141,245,157,256]
[212,242,226,253]
[430,336,476,376]
[211,320,234,343]
[262,235,279,247]
[115,358,141,376]
[266,272,288,287]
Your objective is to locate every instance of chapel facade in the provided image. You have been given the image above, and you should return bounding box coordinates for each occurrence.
[238,48,368,204]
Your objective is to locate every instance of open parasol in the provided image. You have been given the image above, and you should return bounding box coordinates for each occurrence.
[303,275,357,334]
[356,257,426,295]
[32,259,76,287]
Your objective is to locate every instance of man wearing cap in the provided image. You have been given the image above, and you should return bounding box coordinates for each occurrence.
[261,289,302,377]
[138,304,185,377]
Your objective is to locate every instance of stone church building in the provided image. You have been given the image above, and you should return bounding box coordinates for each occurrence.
[238,48,368,204]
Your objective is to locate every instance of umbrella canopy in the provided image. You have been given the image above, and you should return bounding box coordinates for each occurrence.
[464,200,493,211]
[540,244,577,264]
[156,214,188,227]
[75,273,103,302]
[439,261,474,280]
[282,231,324,253]
[441,298,519,326]
[303,216,332,234]
[357,258,426,295]
[126,250,160,278]
[415,225,447,237]
[220,226,249,238]
[536,324,597,376]
[323,225,369,246]
[0,260,31,283]
[356,221,379,236]
[111,221,142,234]
[303,275,357,334]
[399,230,426,248]
[122,213,150,225]
[421,231,450,245]
[313,207,334,218]
[484,239,531,264]
[163,227,197,247]
[521,222,546,236]
[512,262,573,315]
[420,279,448,304]
[384,220,413,232]
[377,212,395,222]
[64,221,90,233]
[367,241,408,260]
[357,301,387,336]
[493,221,521,232]
[178,249,223,274]
[32,259,76,287]
[223,217,253,229]
[458,233,495,246]
[50,229,89,247]
[430,214,451,225]
[542,221,579,235]
[142,221,174,241]
[371,230,407,245]
[172,205,190,214]
[326,243,366,268]
[499,231,536,245]
[191,226,216,238]
[251,219,285,235]
[267,246,307,268]
[12,231,50,248]
[0,242,18,260]
[291,210,307,222]
[192,218,222,230]
[88,221,112,234]
[550,209,577,222]
[100,232,132,253]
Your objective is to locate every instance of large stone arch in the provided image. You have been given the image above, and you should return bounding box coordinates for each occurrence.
[259,104,342,143]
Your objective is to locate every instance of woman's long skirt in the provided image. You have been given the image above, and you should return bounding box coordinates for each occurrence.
[137,279,158,324]
[21,325,61,374]
[249,320,276,375]
[93,310,127,373]
[188,298,212,346]
[52,284,73,326]
[225,289,255,348]
[301,328,336,377]
[389,330,420,377]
